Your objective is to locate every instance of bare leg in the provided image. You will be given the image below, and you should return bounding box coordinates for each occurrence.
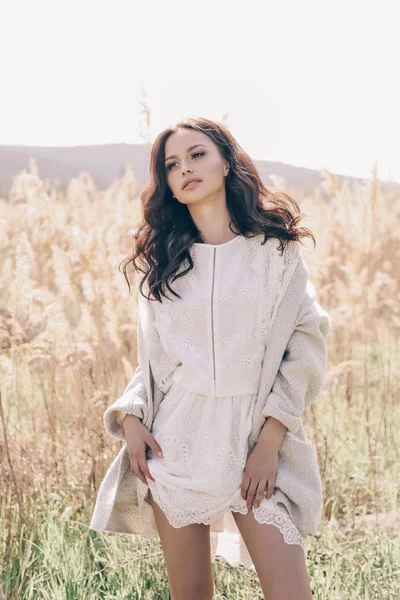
[232,509,313,600]
[148,489,214,600]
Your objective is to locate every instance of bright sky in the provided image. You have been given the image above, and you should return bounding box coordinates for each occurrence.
[1,0,398,183]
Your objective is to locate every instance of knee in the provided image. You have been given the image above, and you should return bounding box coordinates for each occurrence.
[171,578,214,600]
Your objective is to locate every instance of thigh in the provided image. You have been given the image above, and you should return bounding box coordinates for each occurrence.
[148,489,214,600]
[231,509,313,600]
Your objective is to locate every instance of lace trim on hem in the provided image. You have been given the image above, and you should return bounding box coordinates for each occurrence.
[231,500,307,552]
[147,485,306,552]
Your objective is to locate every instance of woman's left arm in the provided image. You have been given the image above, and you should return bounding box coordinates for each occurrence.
[260,279,331,436]
[241,278,331,508]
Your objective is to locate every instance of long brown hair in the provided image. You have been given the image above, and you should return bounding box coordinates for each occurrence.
[119,116,315,302]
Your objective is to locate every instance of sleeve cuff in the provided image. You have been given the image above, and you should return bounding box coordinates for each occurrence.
[261,392,302,434]
[103,395,147,441]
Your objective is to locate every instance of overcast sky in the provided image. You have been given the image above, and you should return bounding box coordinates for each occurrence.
[1,0,398,183]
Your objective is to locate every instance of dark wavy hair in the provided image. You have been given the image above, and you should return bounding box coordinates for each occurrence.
[119,116,315,303]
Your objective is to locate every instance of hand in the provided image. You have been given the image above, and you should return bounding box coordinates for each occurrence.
[240,441,278,510]
[122,414,163,486]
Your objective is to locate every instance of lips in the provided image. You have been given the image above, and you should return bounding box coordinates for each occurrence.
[184,180,201,190]
[182,178,203,190]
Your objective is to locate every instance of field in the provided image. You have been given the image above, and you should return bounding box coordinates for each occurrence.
[0,161,399,599]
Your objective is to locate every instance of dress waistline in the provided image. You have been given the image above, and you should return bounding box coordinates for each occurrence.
[166,379,258,400]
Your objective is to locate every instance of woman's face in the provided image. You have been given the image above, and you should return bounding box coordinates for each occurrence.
[164,128,228,205]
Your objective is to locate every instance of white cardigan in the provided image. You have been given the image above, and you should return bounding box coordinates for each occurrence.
[90,236,331,537]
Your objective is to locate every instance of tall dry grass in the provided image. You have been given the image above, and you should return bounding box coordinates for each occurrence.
[0,159,399,598]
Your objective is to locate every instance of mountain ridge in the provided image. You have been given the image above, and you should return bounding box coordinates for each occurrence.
[0,142,398,198]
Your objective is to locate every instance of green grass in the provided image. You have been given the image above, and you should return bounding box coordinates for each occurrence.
[1,494,399,599]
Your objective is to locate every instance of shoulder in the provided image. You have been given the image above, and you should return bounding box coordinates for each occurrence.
[262,237,307,322]
[264,236,303,274]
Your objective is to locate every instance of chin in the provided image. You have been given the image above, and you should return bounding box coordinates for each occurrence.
[177,192,208,205]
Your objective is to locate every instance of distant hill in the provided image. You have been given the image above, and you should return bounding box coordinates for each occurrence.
[0,142,398,199]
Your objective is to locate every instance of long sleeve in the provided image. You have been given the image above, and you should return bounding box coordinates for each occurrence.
[261,277,331,434]
[103,279,179,441]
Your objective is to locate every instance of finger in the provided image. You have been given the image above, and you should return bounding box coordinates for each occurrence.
[253,479,267,508]
[131,458,148,486]
[266,477,275,500]
[146,433,164,458]
[241,476,250,501]
[246,481,258,509]
[136,466,148,486]
[128,453,137,475]
[138,453,155,483]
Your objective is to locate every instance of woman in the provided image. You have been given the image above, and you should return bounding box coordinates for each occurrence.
[90,116,331,599]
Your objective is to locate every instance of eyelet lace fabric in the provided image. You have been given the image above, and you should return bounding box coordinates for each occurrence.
[150,235,272,397]
[92,233,332,565]
[133,382,307,569]
[121,235,308,570]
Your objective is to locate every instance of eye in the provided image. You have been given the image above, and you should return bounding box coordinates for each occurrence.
[166,151,204,171]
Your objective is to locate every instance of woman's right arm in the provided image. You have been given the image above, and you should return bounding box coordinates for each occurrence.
[103,277,178,483]
[121,413,163,484]
[103,277,174,441]
[103,359,150,441]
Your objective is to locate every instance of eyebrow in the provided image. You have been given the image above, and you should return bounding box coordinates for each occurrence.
[165,144,207,163]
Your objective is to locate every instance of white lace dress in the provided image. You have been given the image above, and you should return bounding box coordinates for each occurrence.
[133,233,308,569]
